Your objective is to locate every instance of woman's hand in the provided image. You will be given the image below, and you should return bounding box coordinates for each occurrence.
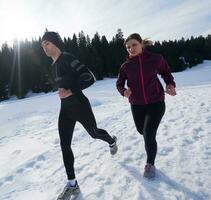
[166,85,176,96]
[124,87,132,98]
[58,88,73,99]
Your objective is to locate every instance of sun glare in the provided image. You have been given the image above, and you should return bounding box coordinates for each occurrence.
[0,1,37,46]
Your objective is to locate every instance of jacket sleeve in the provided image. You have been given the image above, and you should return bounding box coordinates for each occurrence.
[66,56,96,93]
[157,56,176,87]
[116,65,127,96]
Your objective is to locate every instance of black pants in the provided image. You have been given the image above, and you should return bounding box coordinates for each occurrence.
[131,101,165,165]
[58,94,114,180]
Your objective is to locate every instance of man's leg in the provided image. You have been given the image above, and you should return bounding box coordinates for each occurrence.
[75,99,115,144]
[58,108,76,180]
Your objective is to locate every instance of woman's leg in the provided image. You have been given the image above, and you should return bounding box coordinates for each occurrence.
[143,101,165,165]
[131,104,147,135]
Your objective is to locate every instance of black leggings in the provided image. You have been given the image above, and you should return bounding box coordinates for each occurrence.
[59,95,114,180]
[131,101,165,165]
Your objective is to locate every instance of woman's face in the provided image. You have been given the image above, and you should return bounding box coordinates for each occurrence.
[125,39,143,57]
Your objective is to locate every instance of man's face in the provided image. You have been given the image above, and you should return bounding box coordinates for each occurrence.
[41,40,58,57]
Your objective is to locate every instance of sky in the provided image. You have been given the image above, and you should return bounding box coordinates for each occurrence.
[0,0,211,46]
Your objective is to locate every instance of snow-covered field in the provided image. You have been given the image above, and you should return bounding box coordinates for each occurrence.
[0,61,211,200]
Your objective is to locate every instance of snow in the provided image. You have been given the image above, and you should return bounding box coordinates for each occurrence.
[0,61,211,200]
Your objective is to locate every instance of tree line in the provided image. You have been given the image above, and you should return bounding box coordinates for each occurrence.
[0,29,211,101]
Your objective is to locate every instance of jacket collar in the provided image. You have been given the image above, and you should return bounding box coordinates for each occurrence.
[126,49,150,61]
[51,52,63,66]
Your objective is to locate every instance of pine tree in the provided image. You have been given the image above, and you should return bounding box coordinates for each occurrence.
[109,29,126,75]
[0,43,12,100]
[0,30,211,101]
[91,32,104,79]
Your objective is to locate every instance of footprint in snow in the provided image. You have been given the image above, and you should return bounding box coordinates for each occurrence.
[159,147,174,156]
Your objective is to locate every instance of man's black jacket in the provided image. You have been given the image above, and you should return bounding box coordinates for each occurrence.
[52,52,96,93]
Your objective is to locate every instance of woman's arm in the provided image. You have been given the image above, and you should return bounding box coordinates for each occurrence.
[157,56,176,87]
[116,66,127,96]
[157,56,176,96]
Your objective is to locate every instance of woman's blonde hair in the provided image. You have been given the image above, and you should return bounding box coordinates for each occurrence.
[124,33,153,47]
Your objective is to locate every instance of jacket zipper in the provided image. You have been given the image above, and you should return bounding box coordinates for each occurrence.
[54,64,62,81]
[156,81,159,94]
[139,56,148,104]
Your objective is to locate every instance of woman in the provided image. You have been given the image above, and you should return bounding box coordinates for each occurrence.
[116,33,176,179]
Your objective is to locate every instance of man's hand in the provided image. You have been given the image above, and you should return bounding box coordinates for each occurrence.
[124,87,132,98]
[166,85,176,96]
[58,88,73,99]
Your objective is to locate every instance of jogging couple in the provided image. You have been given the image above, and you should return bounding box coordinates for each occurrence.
[41,31,176,200]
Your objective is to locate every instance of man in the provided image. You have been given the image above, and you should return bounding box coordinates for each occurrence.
[41,31,118,200]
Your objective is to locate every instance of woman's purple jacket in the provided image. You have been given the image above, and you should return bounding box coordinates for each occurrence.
[116,50,176,105]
